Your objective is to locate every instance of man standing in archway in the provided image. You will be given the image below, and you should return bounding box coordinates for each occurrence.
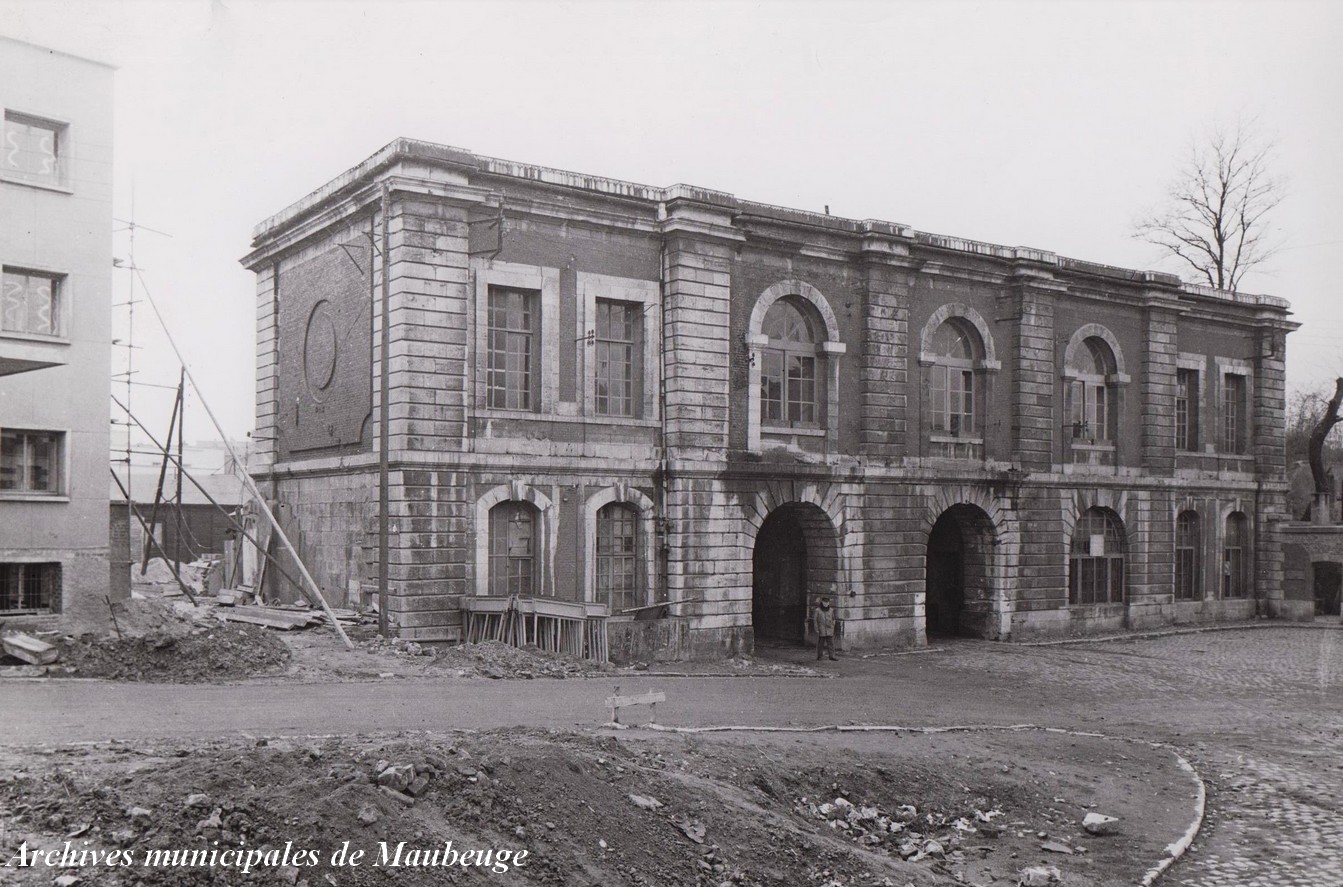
[812,596,838,661]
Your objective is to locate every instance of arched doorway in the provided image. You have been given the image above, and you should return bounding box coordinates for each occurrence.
[753,509,808,642]
[925,504,995,638]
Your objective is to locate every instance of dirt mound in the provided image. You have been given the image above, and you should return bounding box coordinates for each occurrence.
[0,728,1185,886]
[59,623,290,682]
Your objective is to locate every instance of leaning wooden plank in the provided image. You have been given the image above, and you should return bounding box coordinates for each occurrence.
[228,604,314,625]
[2,632,60,665]
[217,610,305,631]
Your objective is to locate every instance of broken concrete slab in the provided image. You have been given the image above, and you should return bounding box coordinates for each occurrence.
[1,632,59,665]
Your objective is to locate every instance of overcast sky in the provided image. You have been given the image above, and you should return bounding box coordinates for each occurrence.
[3,0,1341,456]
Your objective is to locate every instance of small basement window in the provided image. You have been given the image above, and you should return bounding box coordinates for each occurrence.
[0,562,60,613]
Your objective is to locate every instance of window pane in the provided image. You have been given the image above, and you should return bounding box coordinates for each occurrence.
[2,116,59,182]
[2,270,59,336]
[761,351,783,423]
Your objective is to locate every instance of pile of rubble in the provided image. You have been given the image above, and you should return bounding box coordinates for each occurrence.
[427,640,608,679]
[795,793,1006,862]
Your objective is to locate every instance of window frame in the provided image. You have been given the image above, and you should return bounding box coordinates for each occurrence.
[1175,368,1199,452]
[488,501,540,596]
[1,110,69,191]
[1222,511,1250,599]
[485,285,539,412]
[595,501,640,614]
[1064,337,1119,445]
[1175,510,1201,601]
[745,280,846,453]
[0,427,65,497]
[0,562,61,614]
[1221,372,1248,455]
[472,262,560,418]
[1,266,67,340]
[579,272,660,425]
[760,297,821,429]
[1068,507,1127,606]
[593,298,643,418]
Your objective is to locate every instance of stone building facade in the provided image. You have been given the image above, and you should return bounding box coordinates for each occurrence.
[242,139,1298,657]
[0,37,115,626]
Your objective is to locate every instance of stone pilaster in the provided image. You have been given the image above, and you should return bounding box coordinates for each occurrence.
[859,255,915,458]
[1140,298,1181,476]
[1004,269,1063,471]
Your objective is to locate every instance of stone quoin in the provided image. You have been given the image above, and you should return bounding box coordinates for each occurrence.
[241,138,1299,659]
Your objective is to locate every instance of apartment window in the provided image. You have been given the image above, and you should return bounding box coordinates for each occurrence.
[1175,511,1201,601]
[1069,507,1126,605]
[596,503,639,614]
[488,502,537,595]
[928,318,981,438]
[594,300,641,418]
[1066,337,1117,444]
[1175,368,1199,451]
[486,286,538,410]
[0,429,62,494]
[1223,512,1249,598]
[760,297,818,427]
[1222,373,1248,454]
[2,112,62,186]
[0,563,60,613]
[1,268,61,336]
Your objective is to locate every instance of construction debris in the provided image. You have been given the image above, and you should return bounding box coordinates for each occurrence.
[1,631,60,665]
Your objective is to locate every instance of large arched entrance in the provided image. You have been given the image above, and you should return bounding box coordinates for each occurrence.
[752,503,841,645]
[925,504,995,638]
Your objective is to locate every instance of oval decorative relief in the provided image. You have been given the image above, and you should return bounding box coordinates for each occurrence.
[303,299,338,400]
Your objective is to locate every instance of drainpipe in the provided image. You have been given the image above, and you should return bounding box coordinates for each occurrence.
[378,182,392,638]
[656,229,670,606]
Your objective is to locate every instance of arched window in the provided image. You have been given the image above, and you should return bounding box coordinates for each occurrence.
[489,502,538,595]
[928,318,983,438]
[1223,512,1249,598]
[1175,511,1201,601]
[760,297,819,427]
[1066,337,1118,444]
[1069,507,1126,605]
[596,502,639,614]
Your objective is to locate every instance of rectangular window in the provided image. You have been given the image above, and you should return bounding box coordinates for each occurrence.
[1222,373,1247,454]
[0,562,60,612]
[486,286,538,411]
[0,429,63,494]
[2,112,62,185]
[1175,368,1199,451]
[594,300,641,417]
[1,268,61,336]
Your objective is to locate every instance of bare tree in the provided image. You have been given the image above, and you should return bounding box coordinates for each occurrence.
[1308,378,1343,499]
[1135,121,1283,292]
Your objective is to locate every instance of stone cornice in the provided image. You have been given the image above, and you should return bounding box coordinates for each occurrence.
[240,137,1294,317]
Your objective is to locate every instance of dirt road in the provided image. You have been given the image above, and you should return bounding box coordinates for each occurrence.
[3,625,1341,886]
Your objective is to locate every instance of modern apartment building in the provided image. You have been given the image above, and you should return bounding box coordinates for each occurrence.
[0,37,114,624]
